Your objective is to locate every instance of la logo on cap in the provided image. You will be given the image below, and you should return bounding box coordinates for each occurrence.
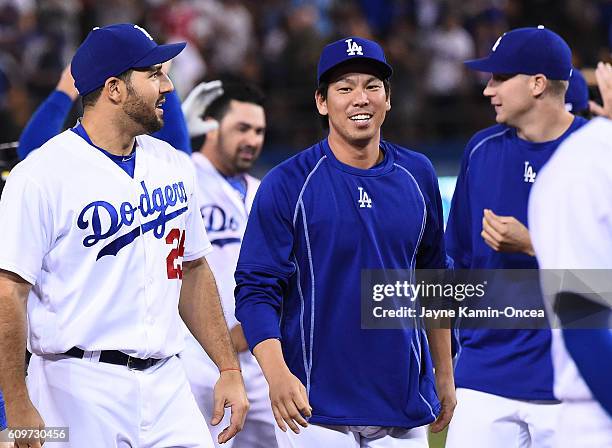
[345,38,363,56]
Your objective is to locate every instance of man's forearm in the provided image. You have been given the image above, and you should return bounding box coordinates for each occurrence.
[179,257,240,370]
[425,328,453,374]
[252,338,291,382]
[0,272,30,414]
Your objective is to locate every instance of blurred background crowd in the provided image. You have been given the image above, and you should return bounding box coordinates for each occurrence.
[0,0,611,175]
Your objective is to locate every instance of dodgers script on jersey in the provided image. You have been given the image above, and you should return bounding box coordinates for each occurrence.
[235,139,446,428]
[0,130,211,359]
[446,116,587,400]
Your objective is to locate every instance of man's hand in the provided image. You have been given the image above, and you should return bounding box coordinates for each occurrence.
[429,369,456,433]
[589,62,612,119]
[6,397,45,447]
[181,80,224,137]
[229,325,249,353]
[266,367,312,434]
[481,209,534,256]
[211,370,249,444]
[56,65,79,101]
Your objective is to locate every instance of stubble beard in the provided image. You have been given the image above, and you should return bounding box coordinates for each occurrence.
[122,85,163,134]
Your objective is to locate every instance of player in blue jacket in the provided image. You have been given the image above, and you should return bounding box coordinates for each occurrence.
[445,27,588,448]
[235,36,455,447]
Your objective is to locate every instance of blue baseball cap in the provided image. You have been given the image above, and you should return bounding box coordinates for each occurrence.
[464,26,572,80]
[71,23,186,96]
[317,36,392,84]
[565,68,589,113]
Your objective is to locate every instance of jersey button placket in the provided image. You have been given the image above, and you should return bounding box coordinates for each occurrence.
[133,168,152,358]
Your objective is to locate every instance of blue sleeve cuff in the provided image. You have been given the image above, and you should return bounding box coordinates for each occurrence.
[236,300,282,352]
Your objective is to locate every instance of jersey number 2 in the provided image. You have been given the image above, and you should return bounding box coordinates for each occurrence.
[166,229,186,279]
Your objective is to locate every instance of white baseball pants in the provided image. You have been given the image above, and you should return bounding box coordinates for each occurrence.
[446,388,559,448]
[275,423,428,447]
[554,400,612,448]
[27,353,214,447]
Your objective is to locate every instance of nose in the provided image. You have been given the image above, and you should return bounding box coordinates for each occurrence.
[352,87,370,106]
[483,78,495,97]
[160,71,174,93]
[245,129,263,148]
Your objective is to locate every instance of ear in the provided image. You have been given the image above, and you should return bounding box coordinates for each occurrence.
[104,77,124,103]
[531,74,547,97]
[204,117,220,140]
[315,90,328,116]
[386,90,391,112]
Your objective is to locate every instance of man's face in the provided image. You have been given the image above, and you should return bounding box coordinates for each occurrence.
[483,74,535,126]
[316,63,390,147]
[122,65,173,134]
[215,100,266,175]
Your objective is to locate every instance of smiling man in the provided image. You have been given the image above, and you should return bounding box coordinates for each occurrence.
[0,24,248,448]
[445,26,587,448]
[235,37,455,447]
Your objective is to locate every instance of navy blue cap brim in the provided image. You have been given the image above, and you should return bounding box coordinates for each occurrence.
[318,57,393,84]
[132,41,186,68]
[464,56,516,74]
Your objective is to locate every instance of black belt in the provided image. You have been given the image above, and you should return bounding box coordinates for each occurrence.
[63,347,163,371]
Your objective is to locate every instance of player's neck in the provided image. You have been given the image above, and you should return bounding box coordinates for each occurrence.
[327,130,383,169]
[81,114,136,157]
[515,105,575,143]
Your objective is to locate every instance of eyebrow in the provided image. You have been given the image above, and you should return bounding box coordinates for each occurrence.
[335,75,381,85]
[237,121,266,130]
[134,64,163,73]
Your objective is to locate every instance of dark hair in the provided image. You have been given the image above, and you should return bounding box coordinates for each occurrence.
[203,82,265,121]
[547,79,569,99]
[81,69,134,108]
[315,77,391,130]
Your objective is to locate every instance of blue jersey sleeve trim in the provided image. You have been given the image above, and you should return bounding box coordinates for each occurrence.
[292,155,327,223]
[468,128,511,165]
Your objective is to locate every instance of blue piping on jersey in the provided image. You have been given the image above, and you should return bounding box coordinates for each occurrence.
[293,156,327,223]
[394,163,437,420]
[300,199,316,394]
[453,326,462,365]
[294,255,309,388]
[394,164,427,284]
[411,328,436,419]
[467,128,512,166]
[291,155,326,395]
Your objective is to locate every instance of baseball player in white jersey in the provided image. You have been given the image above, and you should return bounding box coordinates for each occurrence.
[0,24,248,448]
[180,81,278,448]
[530,61,612,448]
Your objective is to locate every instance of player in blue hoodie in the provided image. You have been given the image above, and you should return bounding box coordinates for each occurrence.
[235,36,455,447]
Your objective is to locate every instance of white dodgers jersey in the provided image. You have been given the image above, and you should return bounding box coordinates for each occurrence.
[0,130,212,359]
[191,152,259,328]
[530,117,612,403]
